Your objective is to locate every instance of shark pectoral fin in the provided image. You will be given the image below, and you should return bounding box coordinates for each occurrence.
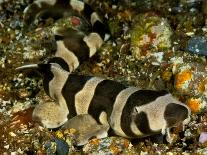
[61,114,109,146]
[61,114,98,130]
[33,101,68,129]
[77,124,109,146]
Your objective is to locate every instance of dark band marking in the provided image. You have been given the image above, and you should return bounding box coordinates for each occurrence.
[53,28,90,71]
[134,112,154,135]
[24,0,109,61]
[83,3,109,40]
[164,103,189,127]
[56,0,69,7]
[83,3,94,20]
[54,28,82,38]
[88,80,126,124]
[62,74,92,118]
[54,34,65,41]
[24,0,65,25]
[24,3,42,25]
[37,64,54,96]
[92,21,108,40]
[48,57,70,72]
[37,8,68,21]
[121,90,168,137]
[24,0,109,37]
[62,34,90,63]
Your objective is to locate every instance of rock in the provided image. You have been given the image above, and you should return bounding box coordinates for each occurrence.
[172,60,207,113]
[44,140,56,155]
[9,107,34,128]
[196,148,207,154]
[187,36,207,56]
[186,96,207,113]
[53,138,69,155]
[173,62,207,96]
[44,137,69,155]
[186,97,201,113]
[199,132,207,143]
[174,69,193,94]
[83,137,134,154]
[70,16,81,26]
[130,14,172,59]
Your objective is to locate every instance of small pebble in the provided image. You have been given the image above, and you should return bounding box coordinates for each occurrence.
[71,16,81,26]
[4,144,9,149]
[199,132,207,143]
[187,36,207,56]
[53,137,69,155]
[9,132,16,137]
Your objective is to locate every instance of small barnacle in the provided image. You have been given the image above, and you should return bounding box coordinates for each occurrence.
[162,70,172,81]
[110,144,120,154]
[198,82,205,94]
[65,128,77,135]
[89,138,100,146]
[198,78,207,94]
[186,97,201,113]
[123,139,130,148]
[55,130,64,139]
